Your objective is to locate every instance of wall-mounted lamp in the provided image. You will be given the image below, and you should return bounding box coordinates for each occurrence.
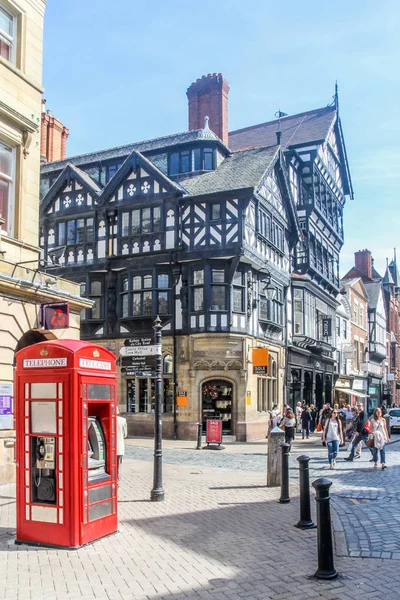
[263,272,276,301]
[44,278,57,287]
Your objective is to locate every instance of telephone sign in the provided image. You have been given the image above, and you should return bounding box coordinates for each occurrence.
[41,303,69,330]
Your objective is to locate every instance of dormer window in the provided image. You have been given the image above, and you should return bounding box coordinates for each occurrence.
[169,147,215,176]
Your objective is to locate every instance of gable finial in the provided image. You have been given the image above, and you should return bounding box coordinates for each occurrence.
[334,81,339,111]
[198,115,214,139]
[274,110,287,146]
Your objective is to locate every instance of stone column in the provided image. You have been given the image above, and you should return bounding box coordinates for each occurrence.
[267,426,285,487]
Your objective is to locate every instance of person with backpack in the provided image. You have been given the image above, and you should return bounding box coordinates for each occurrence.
[344,403,369,462]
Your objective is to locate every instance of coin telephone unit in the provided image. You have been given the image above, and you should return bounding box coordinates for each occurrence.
[32,436,56,504]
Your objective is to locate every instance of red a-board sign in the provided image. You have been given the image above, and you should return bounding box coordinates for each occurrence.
[206,418,222,444]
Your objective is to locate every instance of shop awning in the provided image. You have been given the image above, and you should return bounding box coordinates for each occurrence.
[335,388,369,398]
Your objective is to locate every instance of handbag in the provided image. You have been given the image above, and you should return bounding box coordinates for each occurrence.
[364,419,372,434]
[366,434,374,448]
[280,422,285,431]
[316,423,322,432]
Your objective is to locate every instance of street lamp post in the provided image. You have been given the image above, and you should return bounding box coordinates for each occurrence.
[151,315,164,502]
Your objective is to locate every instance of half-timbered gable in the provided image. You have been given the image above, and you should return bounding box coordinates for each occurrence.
[40,163,101,267]
[100,150,184,258]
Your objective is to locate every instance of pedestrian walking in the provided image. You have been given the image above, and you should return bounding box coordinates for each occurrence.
[345,407,361,458]
[343,403,355,435]
[116,407,128,482]
[319,403,332,429]
[309,404,317,433]
[301,405,311,439]
[344,403,368,462]
[283,408,296,453]
[271,403,282,429]
[369,407,389,470]
[322,408,344,469]
[296,402,302,433]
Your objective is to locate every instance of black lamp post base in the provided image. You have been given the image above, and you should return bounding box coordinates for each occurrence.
[296,520,316,529]
[278,497,290,504]
[314,569,338,580]
[150,489,165,502]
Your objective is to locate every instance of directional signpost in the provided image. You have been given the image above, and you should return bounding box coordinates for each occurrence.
[119,336,161,378]
[121,325,164,502]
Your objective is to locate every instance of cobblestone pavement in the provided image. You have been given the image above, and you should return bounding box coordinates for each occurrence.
[1,436,400,599]
[126,433,400,560]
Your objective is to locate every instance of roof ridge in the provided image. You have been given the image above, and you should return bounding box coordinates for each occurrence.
[42,129,206,167]
[231,144,279,155]
[229,105,335,136]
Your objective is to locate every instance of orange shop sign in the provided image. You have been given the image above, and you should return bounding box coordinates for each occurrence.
[252,348,269,375]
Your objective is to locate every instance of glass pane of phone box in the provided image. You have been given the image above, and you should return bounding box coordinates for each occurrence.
[87,417,110,483]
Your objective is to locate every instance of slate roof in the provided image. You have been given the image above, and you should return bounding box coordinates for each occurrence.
[41,129,224,174]
[228,106,336,151]
[178,145,280,197]
[382,266,395,286]
[364,281,382,309]
[72,164,102,192]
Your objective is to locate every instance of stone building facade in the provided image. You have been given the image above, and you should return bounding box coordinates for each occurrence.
[0,0,90,483]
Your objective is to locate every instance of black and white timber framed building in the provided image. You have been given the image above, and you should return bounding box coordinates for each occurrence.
[40,74,354,438]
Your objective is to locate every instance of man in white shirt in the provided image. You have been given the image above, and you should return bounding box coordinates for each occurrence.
[116,407,128,482]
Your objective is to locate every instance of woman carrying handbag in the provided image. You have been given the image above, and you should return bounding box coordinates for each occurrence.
[369,407,389,470]
[322,409,344,469]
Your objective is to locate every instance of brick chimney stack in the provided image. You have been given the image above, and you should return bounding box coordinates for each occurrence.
[354,249,373,280]
[186,73,230,146]
[40,100,69,163]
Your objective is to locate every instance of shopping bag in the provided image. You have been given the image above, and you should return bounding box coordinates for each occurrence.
[316,423,322,432]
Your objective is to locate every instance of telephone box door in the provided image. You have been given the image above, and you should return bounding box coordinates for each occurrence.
[80,375,117,545]
[16,375,76,547]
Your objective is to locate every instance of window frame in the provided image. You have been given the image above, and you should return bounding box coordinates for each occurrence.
[0,4,16,65]
[168,147,215,176]
[120,206,161,236]
[0,139,16,236]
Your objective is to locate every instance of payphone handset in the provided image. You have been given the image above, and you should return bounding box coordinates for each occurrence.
[36,437,56,470]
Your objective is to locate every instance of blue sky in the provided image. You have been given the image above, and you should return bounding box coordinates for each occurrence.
[42,0,399,277]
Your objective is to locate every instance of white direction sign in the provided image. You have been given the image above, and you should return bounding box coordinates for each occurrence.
[119,345,161,357]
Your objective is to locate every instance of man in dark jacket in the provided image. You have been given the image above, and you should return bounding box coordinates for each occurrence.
[301,406,312,439]
[344,403,368,462]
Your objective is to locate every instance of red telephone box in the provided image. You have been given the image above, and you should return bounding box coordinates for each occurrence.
[15,340,118,548]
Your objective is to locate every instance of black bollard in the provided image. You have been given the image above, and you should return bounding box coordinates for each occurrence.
[196,422,202,450]
[296,455,314,529]
[279,443,290,503]
[312,478,337,580]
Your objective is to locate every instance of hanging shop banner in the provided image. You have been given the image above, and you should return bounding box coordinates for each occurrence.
[322,317,332,337]
[41,303,69,330]
[252,348,269,374]
[206,418,222,444]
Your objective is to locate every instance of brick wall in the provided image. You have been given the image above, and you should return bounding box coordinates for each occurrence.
[186,73,230,146]
[41,109,69,162]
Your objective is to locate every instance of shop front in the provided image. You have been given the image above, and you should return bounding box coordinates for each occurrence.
[334,375,369,408]
[287,347,335,411]
[202,380,233,433]
[368,376,382,412]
